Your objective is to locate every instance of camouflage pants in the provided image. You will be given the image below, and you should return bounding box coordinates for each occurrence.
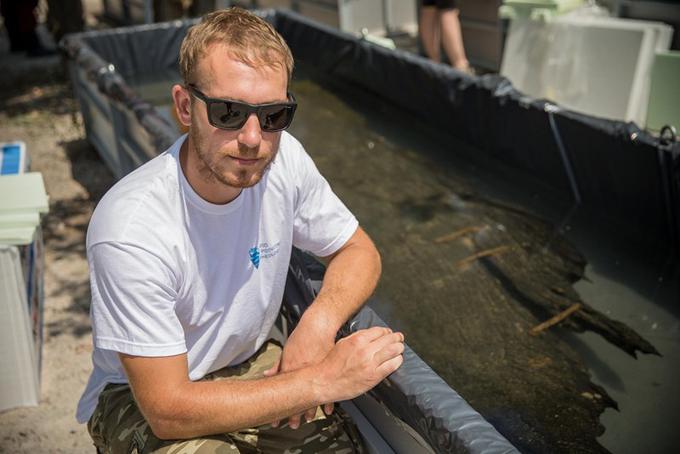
[87,342,364,454]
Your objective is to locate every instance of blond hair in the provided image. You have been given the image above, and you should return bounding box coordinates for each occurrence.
[179,8,293,86]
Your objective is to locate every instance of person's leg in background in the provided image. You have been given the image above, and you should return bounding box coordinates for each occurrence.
[419,1,441,62]
[439,6,471,72]
[419,0,472,73]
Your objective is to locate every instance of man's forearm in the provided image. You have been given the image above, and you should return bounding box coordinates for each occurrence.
[304,227,381,335]
[138,365,325,439]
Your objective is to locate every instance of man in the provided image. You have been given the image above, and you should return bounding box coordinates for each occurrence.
[76,8,404,453]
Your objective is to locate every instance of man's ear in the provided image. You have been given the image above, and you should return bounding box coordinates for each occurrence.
[171,84,191,133]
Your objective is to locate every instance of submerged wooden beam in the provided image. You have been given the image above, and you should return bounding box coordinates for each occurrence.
[434,225,485,243]
[456,245,511,268]
[530,303,582,336]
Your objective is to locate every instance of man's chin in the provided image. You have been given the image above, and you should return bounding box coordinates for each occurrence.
[211,155,275,189]
[220,169,266,189]
[225,180,258,189]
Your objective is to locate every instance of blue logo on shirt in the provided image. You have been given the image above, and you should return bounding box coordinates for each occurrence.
[248,241,280,269]
[249,247,260,269]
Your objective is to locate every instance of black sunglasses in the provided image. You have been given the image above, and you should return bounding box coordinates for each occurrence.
[187,84,297,132]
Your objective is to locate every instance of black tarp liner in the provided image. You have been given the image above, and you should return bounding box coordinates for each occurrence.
[60,8,679,452]
[284,249,517,454]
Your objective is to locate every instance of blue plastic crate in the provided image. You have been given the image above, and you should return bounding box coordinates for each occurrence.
[1,141,28,175]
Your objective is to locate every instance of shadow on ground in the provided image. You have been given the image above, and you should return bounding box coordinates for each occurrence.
[0,56,70,111]
[40,137,115,339]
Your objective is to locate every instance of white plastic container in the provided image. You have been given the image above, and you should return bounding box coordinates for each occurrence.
[0,147,46,412]
[0,243,42,412]
[501,12,672,126]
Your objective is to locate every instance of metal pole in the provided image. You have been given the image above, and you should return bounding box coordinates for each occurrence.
[144,0,154,23]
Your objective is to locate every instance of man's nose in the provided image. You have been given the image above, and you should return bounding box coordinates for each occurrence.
[237,113,262,149]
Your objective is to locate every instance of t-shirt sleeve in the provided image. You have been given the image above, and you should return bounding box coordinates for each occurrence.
[88,241,187,356]
[291,147,359,257]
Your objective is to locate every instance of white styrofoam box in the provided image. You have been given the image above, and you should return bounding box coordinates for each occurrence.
[501,13,672,125]
[0,245,40,412]
[383,0,418,35]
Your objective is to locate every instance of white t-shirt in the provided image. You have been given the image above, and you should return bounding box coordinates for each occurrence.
[76,133,358,423]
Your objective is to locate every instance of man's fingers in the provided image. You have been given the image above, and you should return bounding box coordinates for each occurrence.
[354,326,392,342]
[288,414,302,430]
[323,402,334,416]
[368,331,404,356]
[304,407,316,423]
[271,419,280,428]
[373,338,405,365]
[376,354,404,378]
[263,357,281,377]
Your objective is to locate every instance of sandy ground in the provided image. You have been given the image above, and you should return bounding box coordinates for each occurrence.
[0,2,111,452]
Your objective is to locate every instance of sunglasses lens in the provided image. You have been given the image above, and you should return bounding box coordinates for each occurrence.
[209,102,248,129]
[260,106,294,131]
[201,93,295,132]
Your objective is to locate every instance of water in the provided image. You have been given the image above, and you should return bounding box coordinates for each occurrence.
[129,69,680,453]
[563,227,680,454]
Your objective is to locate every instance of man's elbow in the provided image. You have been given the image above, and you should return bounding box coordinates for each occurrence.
[148,420,176,441]
[145,411,182,440]
[139,397,191,440]
[360,231,381,277]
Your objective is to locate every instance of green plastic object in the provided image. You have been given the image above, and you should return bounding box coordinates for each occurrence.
[499,0,584,21]
[646,51,680,133]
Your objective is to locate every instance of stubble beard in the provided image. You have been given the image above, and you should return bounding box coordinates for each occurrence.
[190,126,277,189]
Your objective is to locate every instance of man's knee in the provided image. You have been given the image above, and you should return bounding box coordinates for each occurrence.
[87,384,243,454]
[251,410,363,453]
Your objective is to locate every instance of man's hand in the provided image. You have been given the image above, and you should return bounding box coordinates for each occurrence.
[264,312,336,428]
[267,326,405,428]
[318,327,404,402]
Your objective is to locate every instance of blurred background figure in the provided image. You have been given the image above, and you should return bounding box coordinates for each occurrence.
[46,0,84,43]
[419,0,471,73]
[0,0,83,57]
[0,0,50,56]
